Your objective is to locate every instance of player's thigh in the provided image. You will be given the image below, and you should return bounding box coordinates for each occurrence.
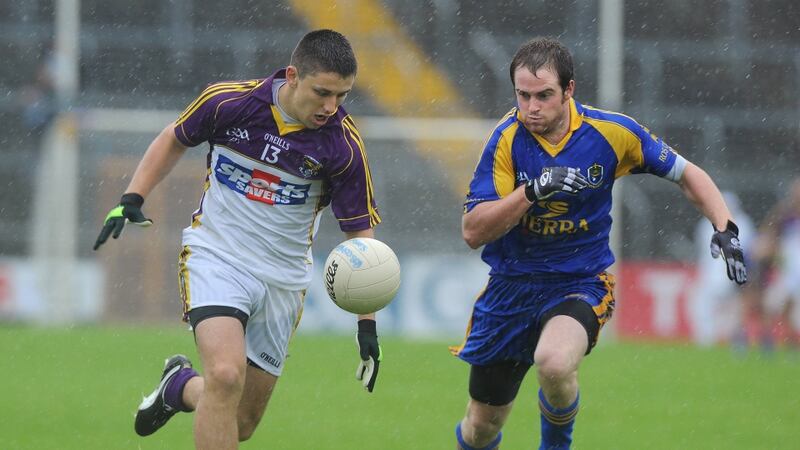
[194,315,248,384]
[534,315,588,373]
[237,362,279,430]
[534,298,603,373]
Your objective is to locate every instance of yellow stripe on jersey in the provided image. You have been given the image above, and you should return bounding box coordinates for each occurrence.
[462,107,515,198]
[526,98,583,157]
[342,116,381,227]
[492,122,519,198]
[178,80,260,120]
[582,115,643,179]
[305,197,325,260]
[191,166,213,229]
[270,104,306,136]
[176,80,261,126]
[178,246,192,322]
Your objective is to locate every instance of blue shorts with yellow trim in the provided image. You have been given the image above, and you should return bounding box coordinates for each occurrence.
[451,273,615,366]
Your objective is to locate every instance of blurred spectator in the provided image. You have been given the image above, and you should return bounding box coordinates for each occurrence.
[688,191,755,346]
[754,179,800,350]
[16,49,58,138]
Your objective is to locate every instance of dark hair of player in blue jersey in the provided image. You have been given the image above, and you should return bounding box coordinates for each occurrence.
[291,29,358,79]
[509,37,574,93]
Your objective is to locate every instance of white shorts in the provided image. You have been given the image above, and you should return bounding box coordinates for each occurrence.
[178,245,304,376]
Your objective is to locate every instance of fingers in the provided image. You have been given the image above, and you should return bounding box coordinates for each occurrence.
[111,218,126,239]
[365,359,379,392]
[93,223,114,250]
[709,241,721,258]
[729,251,747,285]
[561,167,589,193]
[355,357,379,392]
[735,262,747,284]
[356,359,368,380]
[722,248,748,285]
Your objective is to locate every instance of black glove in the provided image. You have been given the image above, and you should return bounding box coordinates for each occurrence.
[93,193,153,250]
[524,167,589,202]
[355,319,381,393]
[710,220,747,285]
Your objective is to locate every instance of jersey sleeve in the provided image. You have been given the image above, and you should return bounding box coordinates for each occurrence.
[173,80,261,147]
[327,116,381,231]
[464,126,516,213]
[618,120,680,178]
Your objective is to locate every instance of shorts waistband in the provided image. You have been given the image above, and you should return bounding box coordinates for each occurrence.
[493,271,604,283]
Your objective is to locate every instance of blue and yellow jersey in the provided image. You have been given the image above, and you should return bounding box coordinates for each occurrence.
[465,98,681,277]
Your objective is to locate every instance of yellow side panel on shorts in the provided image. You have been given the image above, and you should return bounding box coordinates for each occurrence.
[178,246,192,322]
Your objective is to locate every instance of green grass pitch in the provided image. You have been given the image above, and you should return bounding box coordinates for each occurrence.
[1,325,798,449]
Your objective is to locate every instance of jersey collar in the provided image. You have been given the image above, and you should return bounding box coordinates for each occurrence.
[524,98,583,157]
[262,68,307,136]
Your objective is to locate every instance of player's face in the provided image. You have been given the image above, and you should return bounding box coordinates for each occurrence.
[513,66,574,138]
[285,66,355,129]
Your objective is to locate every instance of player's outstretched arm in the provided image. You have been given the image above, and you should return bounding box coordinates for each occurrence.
[93,123,188,250]
[679,161,747,284]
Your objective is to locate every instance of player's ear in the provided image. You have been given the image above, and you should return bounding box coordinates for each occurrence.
[286,65,299,88]
[563,79,575,101]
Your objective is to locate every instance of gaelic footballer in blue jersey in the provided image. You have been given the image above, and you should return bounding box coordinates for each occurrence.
[451,37,747,450]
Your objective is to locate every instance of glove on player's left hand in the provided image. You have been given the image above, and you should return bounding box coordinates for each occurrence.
[710,220,747,285]
[355,319,382,393]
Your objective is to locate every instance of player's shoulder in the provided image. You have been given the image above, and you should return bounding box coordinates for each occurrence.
[485,108,522,147]
[179,78,266,122]
[493,108,520,134]
[579,102,645,134]
[195,78,266,103]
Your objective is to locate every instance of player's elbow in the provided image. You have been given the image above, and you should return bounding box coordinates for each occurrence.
[462,213,486,249]
[463,235,482,249]
[462,226,484,249]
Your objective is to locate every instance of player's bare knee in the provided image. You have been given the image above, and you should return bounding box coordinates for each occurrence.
[535,350,576,382]
[204,363,245,396]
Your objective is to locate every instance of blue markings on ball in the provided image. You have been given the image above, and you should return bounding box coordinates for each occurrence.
[351,239,369,252]
[334,243,363,268]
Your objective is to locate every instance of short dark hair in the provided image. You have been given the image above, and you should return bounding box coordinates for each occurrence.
[290,29,357,78]
[509,37,573,92]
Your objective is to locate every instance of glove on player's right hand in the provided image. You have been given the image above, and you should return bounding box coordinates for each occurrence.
[93,193,153,250]
[524,167,589,202]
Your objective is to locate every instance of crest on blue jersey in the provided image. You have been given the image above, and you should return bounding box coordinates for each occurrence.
[587,163,604,187]
[299,155,323,178]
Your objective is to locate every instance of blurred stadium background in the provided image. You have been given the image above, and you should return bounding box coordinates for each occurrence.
[1,1,799,449]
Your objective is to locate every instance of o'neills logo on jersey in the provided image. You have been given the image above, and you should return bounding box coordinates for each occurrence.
[215,154,310,205]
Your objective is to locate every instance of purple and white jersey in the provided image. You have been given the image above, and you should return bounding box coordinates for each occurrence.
[174,69,380,290]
